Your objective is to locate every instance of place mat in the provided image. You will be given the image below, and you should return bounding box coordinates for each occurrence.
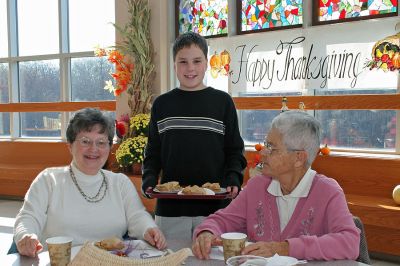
[146,188,230,200]
[69,241,191,266]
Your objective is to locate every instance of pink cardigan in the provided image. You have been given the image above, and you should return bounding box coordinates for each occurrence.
[194,174,360,261]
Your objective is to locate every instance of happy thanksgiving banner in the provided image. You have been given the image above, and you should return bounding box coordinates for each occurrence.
[207,36,398,94]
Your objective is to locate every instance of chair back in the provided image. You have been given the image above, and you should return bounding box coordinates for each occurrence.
[353,216,371,265]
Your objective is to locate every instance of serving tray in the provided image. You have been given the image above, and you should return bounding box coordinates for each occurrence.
[146,188,230,200]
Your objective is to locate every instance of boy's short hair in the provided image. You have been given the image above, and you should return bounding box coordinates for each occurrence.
[173,32,208,61]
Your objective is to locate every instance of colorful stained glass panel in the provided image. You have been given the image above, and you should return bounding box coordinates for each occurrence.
[319,0,398,22]
[177,0,228,37]
[240,0,303,33]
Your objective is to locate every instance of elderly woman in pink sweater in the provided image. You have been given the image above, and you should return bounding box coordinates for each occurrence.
[192,111,360,261]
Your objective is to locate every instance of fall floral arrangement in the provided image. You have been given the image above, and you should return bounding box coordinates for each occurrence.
[115,113,150,167]
[95,0,154,115]
[95,0,154,170]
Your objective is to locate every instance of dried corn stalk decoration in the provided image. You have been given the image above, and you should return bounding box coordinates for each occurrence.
[114,0,155,116]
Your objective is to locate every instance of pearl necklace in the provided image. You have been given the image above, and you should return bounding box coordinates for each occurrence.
[69,165,108,203]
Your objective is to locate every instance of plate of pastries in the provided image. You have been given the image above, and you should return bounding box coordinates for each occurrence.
[153,181,182,193]
[147,181,229,199]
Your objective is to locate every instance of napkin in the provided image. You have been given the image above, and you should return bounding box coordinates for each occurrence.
[118,240,165,259]
[266,253,306,266]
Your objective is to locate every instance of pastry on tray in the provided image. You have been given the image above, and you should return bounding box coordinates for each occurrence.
[94,236,125,251]
[155,181,181,192]
[202,182,221,192]
[181,185,207,195]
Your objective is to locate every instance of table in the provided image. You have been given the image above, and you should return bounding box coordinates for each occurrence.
[1,238,369,266]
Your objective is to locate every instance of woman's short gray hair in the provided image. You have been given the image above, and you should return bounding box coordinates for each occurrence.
[66,108,114,145]
[271,111,321,167]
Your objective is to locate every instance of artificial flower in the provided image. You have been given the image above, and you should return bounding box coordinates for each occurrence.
[115,120,129,139]
[94,47,134,96]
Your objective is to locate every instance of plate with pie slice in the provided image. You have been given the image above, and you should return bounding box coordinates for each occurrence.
[146,187,229,200]
[152,188,180,194]
[178,187,215,195]
[213,188,227,194]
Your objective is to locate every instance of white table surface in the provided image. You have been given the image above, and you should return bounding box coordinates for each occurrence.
[1,238,370,266]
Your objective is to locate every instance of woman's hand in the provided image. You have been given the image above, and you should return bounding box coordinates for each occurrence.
[143,227,167,250]
[17,233,43,257]
[242,241,289,257]
[226,186,239,198]
[192,231,221,260]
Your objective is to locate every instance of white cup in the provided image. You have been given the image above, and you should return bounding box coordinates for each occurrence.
[46,236,73,266]
[221,232,247,262]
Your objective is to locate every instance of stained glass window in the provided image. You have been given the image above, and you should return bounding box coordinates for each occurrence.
[239,0,303,34]
[176,0,228,38]
[318,0,398,23]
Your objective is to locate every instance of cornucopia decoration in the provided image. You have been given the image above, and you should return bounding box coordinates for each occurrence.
[366,32,400,72]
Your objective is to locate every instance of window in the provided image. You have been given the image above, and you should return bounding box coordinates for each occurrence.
[238,0,303,34]
[17,0,59,56]
[175,0,228,38]
[315,0,398,25]
[0,0,8,57]
[0,0,116,139]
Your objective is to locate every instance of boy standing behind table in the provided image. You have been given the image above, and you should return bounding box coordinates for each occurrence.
[142,32,247,240]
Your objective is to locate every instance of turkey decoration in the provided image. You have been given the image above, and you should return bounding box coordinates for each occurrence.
[366,32,400,72]
[209,49,231,78]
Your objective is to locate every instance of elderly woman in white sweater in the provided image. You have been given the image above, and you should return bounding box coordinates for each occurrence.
[13,108,166,257]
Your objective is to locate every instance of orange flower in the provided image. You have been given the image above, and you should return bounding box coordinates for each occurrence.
[94,46,107,57]
[95,47,134,96]
[108,50,124,64]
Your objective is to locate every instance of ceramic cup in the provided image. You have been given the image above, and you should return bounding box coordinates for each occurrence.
[221,232,247,262]
[46,236,73,266]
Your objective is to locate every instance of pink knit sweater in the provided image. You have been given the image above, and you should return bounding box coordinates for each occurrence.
[194,174,360,261]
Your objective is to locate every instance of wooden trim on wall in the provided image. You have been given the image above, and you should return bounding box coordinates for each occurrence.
[0,101,116,112]
[0,94,399,113]
[233,94,400,110]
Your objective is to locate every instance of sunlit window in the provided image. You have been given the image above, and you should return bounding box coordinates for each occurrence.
[17,0,59,56]
[71,57,114,101]
[69,0,115,52]
[21,112,61,138]
[1,0,115,139]
[0,0,8,57]
[19,60,60,102]
[0,63,8,103]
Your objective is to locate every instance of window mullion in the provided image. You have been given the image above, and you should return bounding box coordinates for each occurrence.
[8,0,19,138]
[59,0,69,140]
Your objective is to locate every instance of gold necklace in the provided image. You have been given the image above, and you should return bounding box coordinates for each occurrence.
[69,165,108,203]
